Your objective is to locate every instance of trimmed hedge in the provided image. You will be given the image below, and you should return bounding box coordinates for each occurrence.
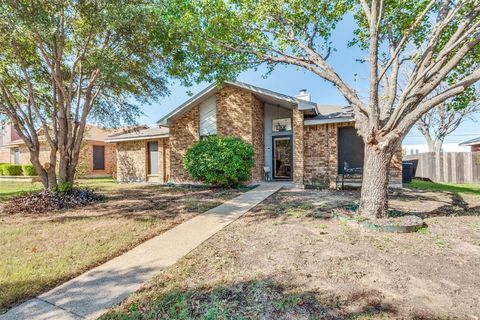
[1,164,23,176]
[0,163,8,176]
[183,136,255,187]
[23,164,37,176]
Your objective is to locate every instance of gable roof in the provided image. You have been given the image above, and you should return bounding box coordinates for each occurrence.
[304,105,354,125]
[157,80,319,126]
[459,137,480,146]
[105,126,169,143]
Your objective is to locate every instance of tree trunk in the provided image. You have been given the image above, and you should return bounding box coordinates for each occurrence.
[358,145,393,219]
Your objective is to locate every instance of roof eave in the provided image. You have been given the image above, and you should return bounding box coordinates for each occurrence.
[157,80,319,125]
[157,83,218,126]
[105,134,169,143]
[304,117,355,126]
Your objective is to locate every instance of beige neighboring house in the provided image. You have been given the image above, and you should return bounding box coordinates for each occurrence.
[0,123,117,178]
[106,81,403,187]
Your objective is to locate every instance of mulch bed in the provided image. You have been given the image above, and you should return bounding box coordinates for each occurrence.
[2,188,102,214]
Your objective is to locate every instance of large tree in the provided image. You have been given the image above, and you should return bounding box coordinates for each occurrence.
[164,0,480,218]
[0,0,171,189]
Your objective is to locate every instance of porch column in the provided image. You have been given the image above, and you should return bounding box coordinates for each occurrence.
[292,108,304,185]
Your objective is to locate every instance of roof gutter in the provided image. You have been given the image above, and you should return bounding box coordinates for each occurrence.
[105,134,169,143]
[304,117,355,126]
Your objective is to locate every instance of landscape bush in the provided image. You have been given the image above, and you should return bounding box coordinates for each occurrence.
[0,163,7,175]
[183,136,254,187]
[1,164,23,176]
[22,164,37,176]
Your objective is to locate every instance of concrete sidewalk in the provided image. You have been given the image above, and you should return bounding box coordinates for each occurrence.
[1,183,282,320]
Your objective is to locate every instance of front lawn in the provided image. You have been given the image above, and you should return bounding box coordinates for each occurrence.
[406,179,480,195]
[0,184,244,313]
[0,181,42,200]
[0,178,123,201]
[102,186,480,319]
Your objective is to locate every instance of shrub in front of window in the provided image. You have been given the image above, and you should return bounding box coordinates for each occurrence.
[23,164,37,176]
[2,164,23,176]
[183,136,255,187]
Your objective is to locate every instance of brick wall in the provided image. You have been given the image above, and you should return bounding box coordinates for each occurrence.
[472,145,480,152]
[76,142,117,177]
[168,85,265,184]
[169,106,200,183]
[115,138,169,182]
[250,94,264,182]
[217,86,253,140]
[215,85,264,182]
[17,143,51,166]
[0,147,8,163]
[292,108,304,184]
[11,141,116,178]
[304,123,340,188]
[303,122,402,188]
[116,140,146,182]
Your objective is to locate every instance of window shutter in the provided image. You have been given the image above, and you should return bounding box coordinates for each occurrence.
[199,96,217,136]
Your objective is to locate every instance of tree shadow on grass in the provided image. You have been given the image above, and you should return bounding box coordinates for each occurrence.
[100,278,444,320]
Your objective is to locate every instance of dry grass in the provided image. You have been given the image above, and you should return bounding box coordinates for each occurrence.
[0,183,244,313]
[102,186,480,320]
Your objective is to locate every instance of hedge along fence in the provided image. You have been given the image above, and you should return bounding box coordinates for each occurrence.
[0,164,37,176]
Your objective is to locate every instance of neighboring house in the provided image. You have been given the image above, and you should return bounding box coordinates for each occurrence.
[0,123,22,163]
[459,137,480,152]
[106,81,402,188]
[2,123,117,177]
[403,143,470,155]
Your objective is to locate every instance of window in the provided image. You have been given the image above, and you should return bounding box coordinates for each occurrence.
[147,141,159,175]
[199,96,216,137]
[13,148,19,164]
[93,145,105,170]
[272,118,292,132]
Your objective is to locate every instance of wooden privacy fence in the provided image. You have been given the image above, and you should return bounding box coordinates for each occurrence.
[404,152,480,184]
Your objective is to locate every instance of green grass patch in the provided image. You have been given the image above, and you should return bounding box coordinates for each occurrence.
[406,180,480,195]
[0,181,42,200]
[101,280,329,320]
[0,178,121,201]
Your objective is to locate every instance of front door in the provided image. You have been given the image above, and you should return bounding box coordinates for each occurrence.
[272,136,292,180]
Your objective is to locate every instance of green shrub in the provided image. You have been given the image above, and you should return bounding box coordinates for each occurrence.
[183,136,255,187]
[54,182,74,194]
[23,164,37,176]
[0,163,7,175]
[2,164,23,176]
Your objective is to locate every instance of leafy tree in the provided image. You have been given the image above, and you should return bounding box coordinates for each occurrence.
[0,1,171,189]
[164,0,480,218]
[184,136,255,187]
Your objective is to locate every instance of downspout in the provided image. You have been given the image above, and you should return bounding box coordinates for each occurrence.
[162,139,167,183]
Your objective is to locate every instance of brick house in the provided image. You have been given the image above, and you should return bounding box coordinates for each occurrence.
[107,81,402,188]
[460,137,480,152]
[0,124,117,178]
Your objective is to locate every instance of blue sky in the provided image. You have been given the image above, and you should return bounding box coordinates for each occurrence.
[138,15,479,146]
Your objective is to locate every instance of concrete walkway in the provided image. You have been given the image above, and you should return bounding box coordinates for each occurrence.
[1,183,283,320]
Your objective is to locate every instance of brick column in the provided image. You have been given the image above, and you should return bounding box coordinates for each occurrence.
[292,108,304,185]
